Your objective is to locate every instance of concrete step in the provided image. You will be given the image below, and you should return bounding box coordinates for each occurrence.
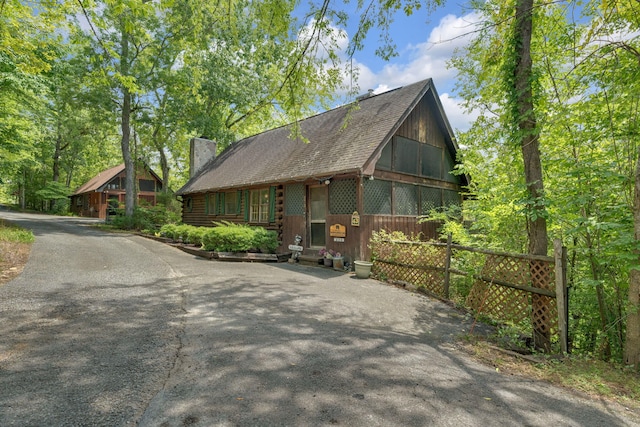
[298,255,322,266]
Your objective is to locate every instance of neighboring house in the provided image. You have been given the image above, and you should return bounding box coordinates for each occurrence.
[176,79,468,262]
[70,163,163,219]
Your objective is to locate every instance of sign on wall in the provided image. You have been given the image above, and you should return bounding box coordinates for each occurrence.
[329,224,346,237]
[351,211,360,227]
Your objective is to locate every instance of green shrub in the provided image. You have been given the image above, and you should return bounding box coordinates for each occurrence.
[174,224,196,243]
[110,204,181,232]
[202,223,251,252]
[252,227,278,253]
[187,227,206,247]
[201,222,277,253]
[51,198,70,215]
[160,223,178,239]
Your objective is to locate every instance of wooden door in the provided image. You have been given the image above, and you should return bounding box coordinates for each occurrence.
[308,186,327,248]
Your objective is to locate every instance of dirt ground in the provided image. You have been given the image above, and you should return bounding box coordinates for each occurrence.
[0,241,31,285]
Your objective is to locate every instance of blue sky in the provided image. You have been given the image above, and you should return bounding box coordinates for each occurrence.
[328,1,481,132]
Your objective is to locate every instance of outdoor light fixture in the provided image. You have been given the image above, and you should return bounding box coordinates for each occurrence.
[324,179,331,185]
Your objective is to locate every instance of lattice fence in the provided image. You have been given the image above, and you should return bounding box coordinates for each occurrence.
[371,240,447,296]
[370,238,566,352]
[465,255,558,340]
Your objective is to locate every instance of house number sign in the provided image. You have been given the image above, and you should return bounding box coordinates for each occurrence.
[351,211,360,227]
[330,224,346,237]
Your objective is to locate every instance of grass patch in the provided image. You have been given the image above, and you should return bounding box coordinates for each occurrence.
[0,219,34,244]
[460,339,640,411]
[542,356,640,405]
[0,219,33,284]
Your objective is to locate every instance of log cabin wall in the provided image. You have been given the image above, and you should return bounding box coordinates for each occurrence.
[181,192,208,227]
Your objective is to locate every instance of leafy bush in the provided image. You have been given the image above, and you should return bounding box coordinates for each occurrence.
[159,221,279,253]
[50,198,70,215]
[174,224,196,243]
[187,227,206,246]
[35,181,71,215]
[109,208,136,230]
[201,221,278,253]
[138,204,181,227]
[202,222,252,252]
[160,223,178,239]
[252,227,278,253]
[110,203,181,232]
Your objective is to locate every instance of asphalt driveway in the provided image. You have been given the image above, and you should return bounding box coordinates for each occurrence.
[0,211,638,426]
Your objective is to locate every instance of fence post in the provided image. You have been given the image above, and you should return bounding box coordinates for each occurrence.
[443,233,452,299]
[554,239,569,354]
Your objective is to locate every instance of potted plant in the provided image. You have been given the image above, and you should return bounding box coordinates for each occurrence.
[354,260,373,278]
[332,252,344,271]
[319,248,335,267]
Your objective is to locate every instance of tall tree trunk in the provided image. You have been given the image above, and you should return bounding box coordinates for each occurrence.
[159,146,169,194]
[51,122,65,212]
[152,128,170,193]
[513,0,550,351]
[626,151,640,369]
[53,134,62,183]
[120,22,135,218]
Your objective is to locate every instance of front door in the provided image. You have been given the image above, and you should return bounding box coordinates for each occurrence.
[309,186,327,248]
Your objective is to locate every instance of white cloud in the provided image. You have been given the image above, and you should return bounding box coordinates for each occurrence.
[439,93,480,134]
[298,19,349,61]
[346,12,482,132]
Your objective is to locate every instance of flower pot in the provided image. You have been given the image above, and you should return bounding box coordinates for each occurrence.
[333,257,344,271]
[354,261,373,279]
[323,257,333,267]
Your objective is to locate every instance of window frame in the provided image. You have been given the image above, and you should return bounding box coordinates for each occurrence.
[224,191,237,215]
[249,188,270,223]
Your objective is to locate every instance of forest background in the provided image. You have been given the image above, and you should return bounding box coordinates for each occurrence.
[0,0,638,367]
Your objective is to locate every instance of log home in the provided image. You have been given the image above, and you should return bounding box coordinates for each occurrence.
[176,79,467,262]
[70,163,163,219]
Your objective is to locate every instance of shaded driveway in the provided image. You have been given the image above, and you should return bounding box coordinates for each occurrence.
[0,212,638,426]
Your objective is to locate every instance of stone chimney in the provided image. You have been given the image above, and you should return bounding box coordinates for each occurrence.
[189,137,217,178]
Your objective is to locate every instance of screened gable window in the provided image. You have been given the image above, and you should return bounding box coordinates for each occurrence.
[421,144,442,178]
[250,189,270,222]
[106,177,123,190]
[394,137,419,175]
[375,135,458,182]
[139,179,156,192]
[376,142,392,171]
[443,151,460,183]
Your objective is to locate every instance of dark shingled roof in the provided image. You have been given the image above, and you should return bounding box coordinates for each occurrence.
[177,78,457,195]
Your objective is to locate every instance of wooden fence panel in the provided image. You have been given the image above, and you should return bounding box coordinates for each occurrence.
[371,238,567,353]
